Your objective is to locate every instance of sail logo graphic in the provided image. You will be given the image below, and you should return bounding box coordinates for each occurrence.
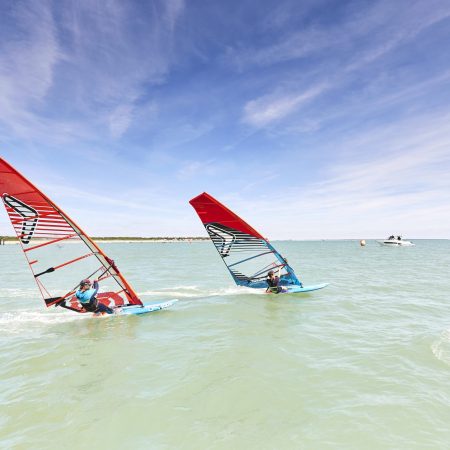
[2,194,38,244]
[205,223,236,257]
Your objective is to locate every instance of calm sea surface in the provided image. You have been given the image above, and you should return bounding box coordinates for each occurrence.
[1,240,449,449]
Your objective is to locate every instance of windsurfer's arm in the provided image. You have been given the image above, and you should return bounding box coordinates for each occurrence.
[92,280,99,298]
[277,266,282,281]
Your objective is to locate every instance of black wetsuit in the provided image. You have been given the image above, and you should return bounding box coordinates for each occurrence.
[267,275,283,293]
[81,297,113,314]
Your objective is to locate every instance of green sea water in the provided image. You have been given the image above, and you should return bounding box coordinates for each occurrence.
[1,240,450,450]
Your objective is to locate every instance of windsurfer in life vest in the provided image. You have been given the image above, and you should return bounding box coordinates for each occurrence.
[266,269,286,294]
[76,279,114,314]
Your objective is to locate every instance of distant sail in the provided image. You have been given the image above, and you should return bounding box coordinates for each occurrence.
[0,157,142,312]
[189,192,302,289]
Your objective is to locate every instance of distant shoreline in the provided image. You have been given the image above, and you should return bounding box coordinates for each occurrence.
[0,236,445,245]
[0,236,209,245]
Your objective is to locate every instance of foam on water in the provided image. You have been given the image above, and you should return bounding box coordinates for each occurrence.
[431,329,450,366]
[0,309,85,334]
[140,285,264,299]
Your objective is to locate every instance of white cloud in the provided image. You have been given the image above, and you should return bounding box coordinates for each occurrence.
[242,84,327,127]
[108,104,135,139]
[227,0,450,72]
[59,0,184,138]
[177,159,217,180]
[0,1,60,136]
[164,0,185,32]
[238,0,450,130]
[231,112,450,239]
[345,2,450,71]
[0,0,185,144]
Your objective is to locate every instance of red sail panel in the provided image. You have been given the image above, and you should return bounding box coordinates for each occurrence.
[0,157,142,309]
[189,192,265,239]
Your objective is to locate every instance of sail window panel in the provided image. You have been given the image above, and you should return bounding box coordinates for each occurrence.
[26,240,90,274]
[227,249,286,282]
[31,250,121,299]
[27,239,131,302]
[36,258,101,298]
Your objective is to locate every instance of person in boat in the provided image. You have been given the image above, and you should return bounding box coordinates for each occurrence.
[266,270,286,294]
[388,235,395,240]
[76,279,114,314]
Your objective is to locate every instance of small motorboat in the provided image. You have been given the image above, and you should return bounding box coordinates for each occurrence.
[377,235,415,247]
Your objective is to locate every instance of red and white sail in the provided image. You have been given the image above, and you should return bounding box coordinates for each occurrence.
[0,157,142,312]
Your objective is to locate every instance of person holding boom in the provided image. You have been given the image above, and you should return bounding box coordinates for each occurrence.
[76,279,114,314]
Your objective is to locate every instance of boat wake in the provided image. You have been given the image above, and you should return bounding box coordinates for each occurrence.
[139,285,262,299]
[0,310,85,335]
[431,329,450,366]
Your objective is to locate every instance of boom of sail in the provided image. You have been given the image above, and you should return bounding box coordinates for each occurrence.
[189,192,302,289]
[0,157,142,313]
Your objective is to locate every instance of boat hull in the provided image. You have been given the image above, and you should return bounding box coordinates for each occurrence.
[377,240,415,247]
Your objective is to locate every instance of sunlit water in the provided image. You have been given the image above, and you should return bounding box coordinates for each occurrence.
[1,240,450,449]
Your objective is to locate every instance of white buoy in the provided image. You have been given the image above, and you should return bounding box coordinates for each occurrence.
[360,239,366,246]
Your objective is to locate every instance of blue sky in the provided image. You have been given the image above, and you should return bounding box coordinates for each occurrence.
[1,0,450,239]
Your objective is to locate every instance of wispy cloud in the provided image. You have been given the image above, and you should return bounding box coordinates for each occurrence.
[177,159,217,180]
[234,112,450,239]
[237,0,450,130]
[0,0,185,144]
[0,1,60,136]
[242,84,327,127]
[108,104,135,139]
[345,1,450,71]
[60,0,185,139]
[227,0,450,71]
[164,0,185,32]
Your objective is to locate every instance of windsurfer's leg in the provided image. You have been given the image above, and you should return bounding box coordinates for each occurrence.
[81,300,97,312]
[95,302,114,314]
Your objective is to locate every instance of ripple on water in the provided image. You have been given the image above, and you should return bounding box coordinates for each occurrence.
[1,240,450,449]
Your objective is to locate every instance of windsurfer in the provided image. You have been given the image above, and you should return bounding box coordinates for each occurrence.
[266,270,286,294]
[76,279,114,314]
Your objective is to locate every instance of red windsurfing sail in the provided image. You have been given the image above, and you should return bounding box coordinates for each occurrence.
[0,157,142,312]
[190,192,265,239]
[189,192,302,288]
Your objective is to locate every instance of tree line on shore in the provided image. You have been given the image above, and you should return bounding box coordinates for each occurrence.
[0,236,208,242]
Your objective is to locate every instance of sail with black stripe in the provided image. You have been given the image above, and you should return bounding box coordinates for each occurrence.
[0,157,142,312]
[189,192,302,289]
